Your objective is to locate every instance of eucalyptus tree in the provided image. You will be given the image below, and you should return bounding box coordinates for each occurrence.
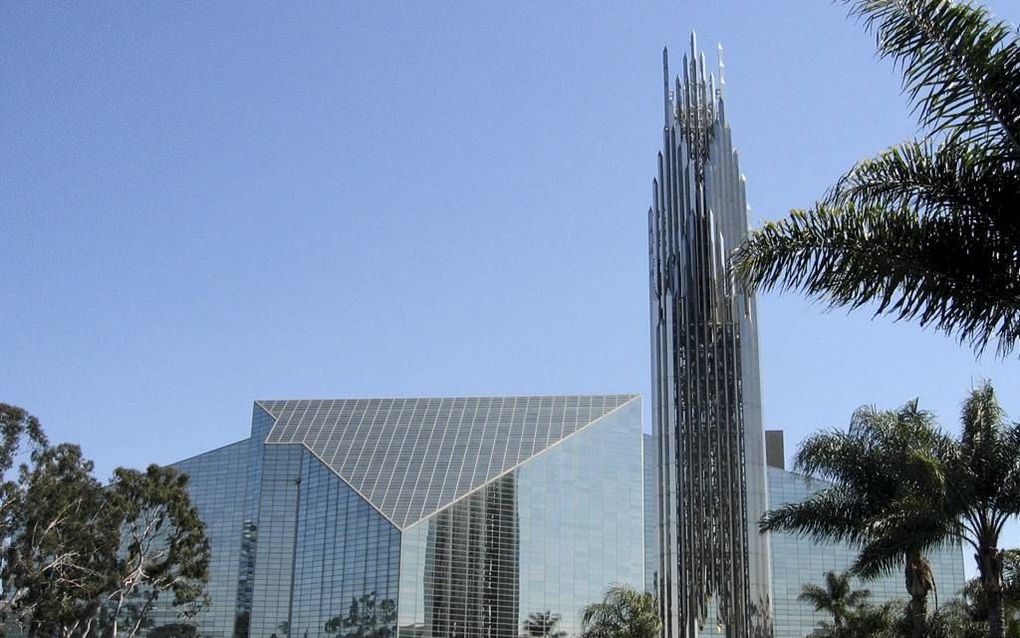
[0,404,49,620]
[3,443,117,637]
[798,571,871,630]
[579,585,660,638]
[732,0,1020,355]
[103,464,211,638]
[760,400,948,638]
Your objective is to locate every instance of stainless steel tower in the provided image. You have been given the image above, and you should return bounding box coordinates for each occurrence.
[648,34,772,638]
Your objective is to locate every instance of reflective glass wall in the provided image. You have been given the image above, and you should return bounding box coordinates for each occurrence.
[399,399,644,638]
[141,397,643,638]
[289,449,400,637]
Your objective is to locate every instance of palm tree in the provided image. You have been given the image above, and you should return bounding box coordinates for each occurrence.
[960,549,1020,637]
[798,571,871,630]
[579,585,660,638]
[522,611,567,638]
[731,0,1020,355]
[760,400,949,638]
[937,384,1020,638]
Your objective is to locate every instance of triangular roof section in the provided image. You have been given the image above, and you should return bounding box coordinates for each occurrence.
[257,394,638,529]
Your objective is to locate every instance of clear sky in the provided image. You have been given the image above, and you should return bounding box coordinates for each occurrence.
[3,2,1019,560]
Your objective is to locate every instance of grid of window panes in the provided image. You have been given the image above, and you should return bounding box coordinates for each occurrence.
[259,395,637,529]
[399,398,644,638]
[236,404,276,632]
[138,438,250,637]
[768,466,966,638]
[250,445,304,637]
[289,449,400,637]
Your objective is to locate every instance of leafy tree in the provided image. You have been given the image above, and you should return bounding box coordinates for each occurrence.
[579,585,659,638]
[731,0,1020,355]
[3,444,117,637]
[324,592,397,638]
[0,406,210,636]
[0,404,49,620]
[522,611,567,638]
[798,571,871,630]
[759,400,947,638]
[103,465,211,638]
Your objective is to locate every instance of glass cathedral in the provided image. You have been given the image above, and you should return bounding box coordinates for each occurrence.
[145,395,644,637]
[647,34,772,638]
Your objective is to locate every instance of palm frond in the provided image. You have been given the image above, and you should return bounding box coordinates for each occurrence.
[852,506,952,579]
[843,0,1020,157]
[759,488,869,544]
[828,140,1019,233]
[731,202,1020,355]
[799,583,834,610]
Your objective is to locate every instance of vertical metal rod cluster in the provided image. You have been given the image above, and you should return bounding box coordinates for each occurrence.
[648,33,772,638]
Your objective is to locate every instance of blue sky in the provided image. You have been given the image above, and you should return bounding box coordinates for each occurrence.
[2,2,1018,554]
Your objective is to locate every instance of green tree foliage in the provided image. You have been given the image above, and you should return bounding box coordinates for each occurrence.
[3,444,118,637]
[848,384,1020,638]
[521,611,567,638]
[579,585,660,638]
[929,550,1020,638]
[0,404,50,619]
[760,400,946,638]
[798,571,871,630]
[963,549,1020,637]
[731,0,1020,355]
[763,382,1020,638]
[0,404,211,638]
[102,464,210,637]
[324,592,397,638]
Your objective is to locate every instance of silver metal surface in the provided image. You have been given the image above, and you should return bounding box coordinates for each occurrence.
[648,34,772,638]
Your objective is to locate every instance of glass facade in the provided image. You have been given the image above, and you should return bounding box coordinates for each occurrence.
[147,395,643,638]
[767,466,967,638]
[399,398,643,638]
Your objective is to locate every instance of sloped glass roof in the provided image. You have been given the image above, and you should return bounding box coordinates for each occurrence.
[257,395,638,529]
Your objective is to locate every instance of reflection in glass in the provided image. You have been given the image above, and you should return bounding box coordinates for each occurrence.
[420,475,519,638]
[142,396,643,638]
[324,592,398,637]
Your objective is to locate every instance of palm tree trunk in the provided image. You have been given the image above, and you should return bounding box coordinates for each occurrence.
[977,547,1005,638]
[905,552,933,638]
